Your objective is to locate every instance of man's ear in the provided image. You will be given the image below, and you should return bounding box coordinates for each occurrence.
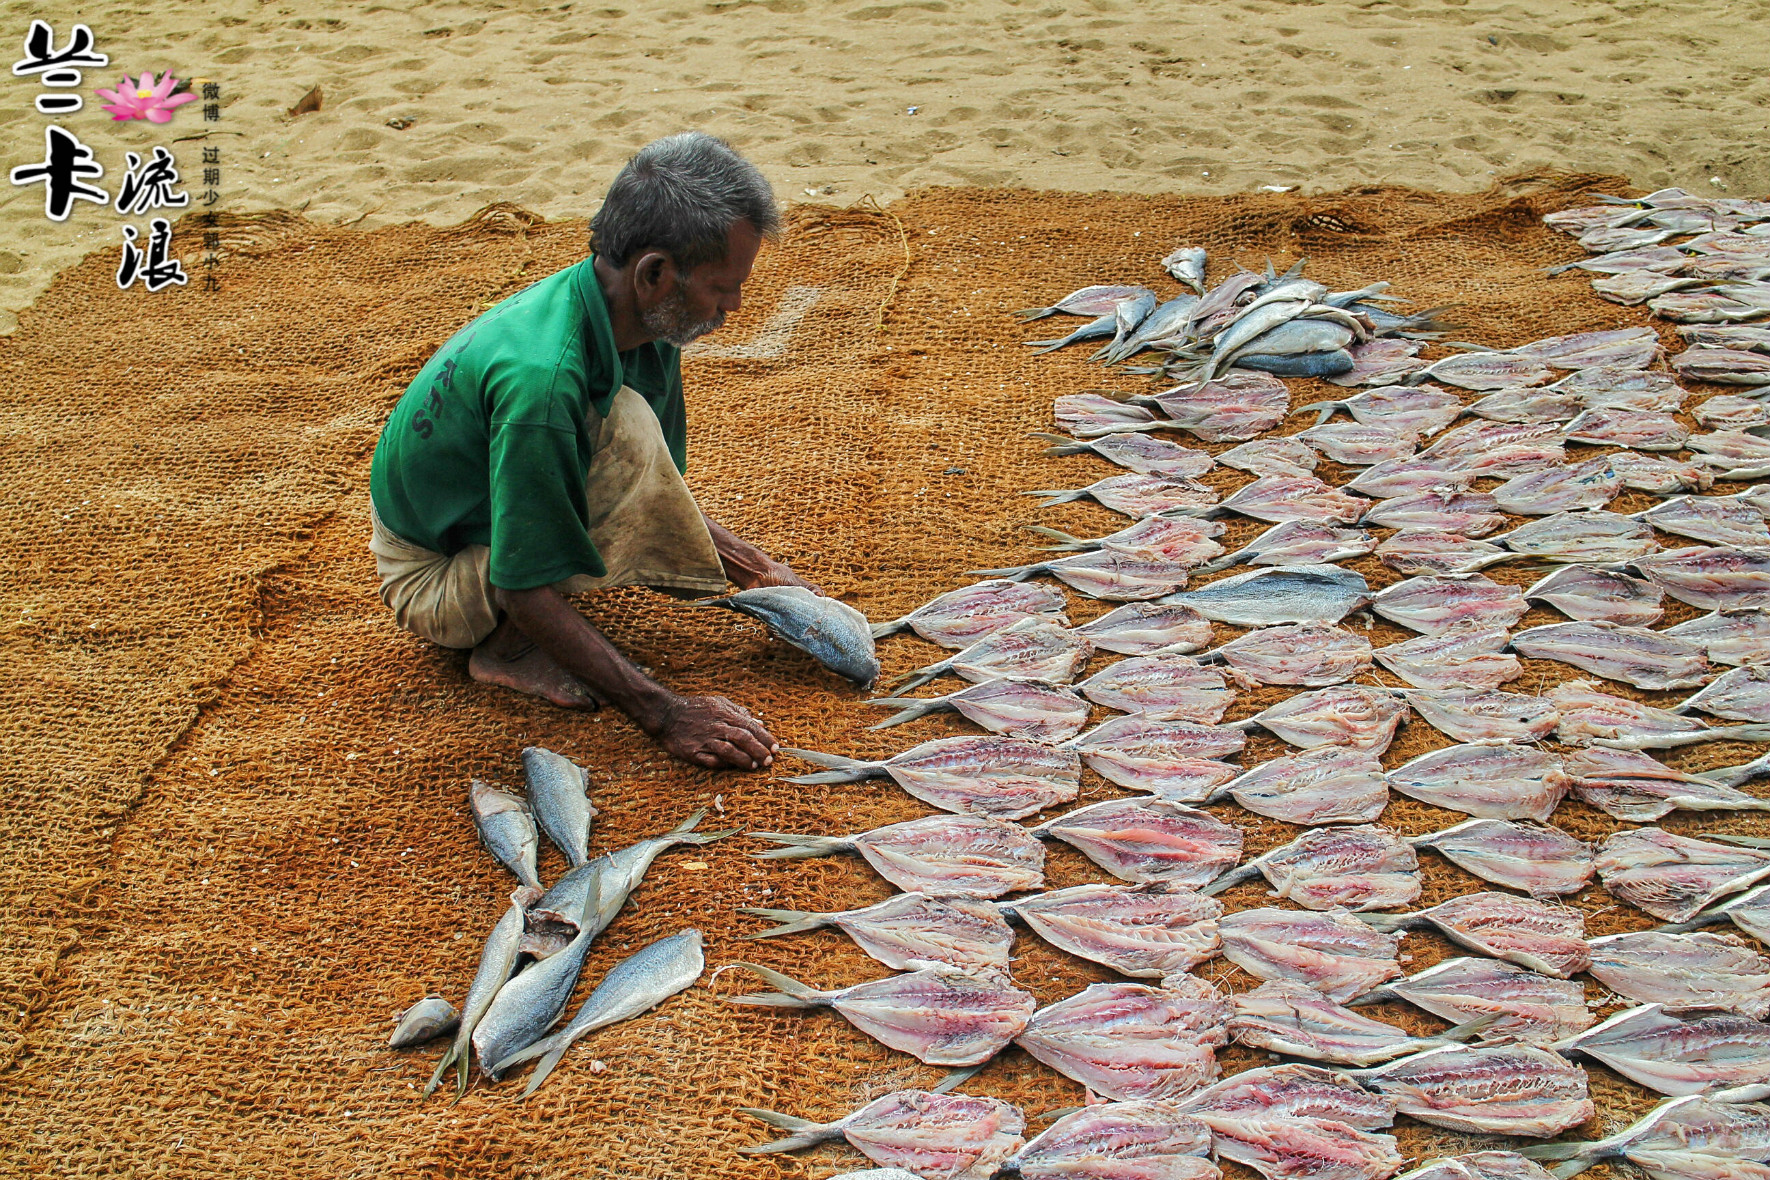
[632,250,677,307]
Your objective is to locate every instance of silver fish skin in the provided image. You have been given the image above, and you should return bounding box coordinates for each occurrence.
[1198,623,1373,687]
[1408,818,1594,898]
[891,618,1093,693]
[1359,891,1590,977]
[1241,684,1409,755]
[1596,829,1770,923]
[1014,979,1231,1101]
[1195,521,1378,574]
[1639,496,1770,549]
[390,996,458,1049]
[521,746,596,869]
[1394,1152,1557,1180]
[738,1088,1026,1177]
[1218,436,1320,478]
[1075,601,1216,656]
[1564,746,1770,822]
[1511,620,1711,691]
[1564,407,1691,450]
[1099,293,1201,363]
[1208,745,1390,825]
[1161,564,1371,626]
[751,814,1045,897]
[783,735,1081,821]
[1495,510,1661,563]
[1030,797,1244,887]
[1680,666,1770,723]
[1611,452,1717,496]
[1346,456,1480,499]
[1231,979,1494,1067]
[1001,882,1223,977]
[864,678,1092,746]
[1004,1101,1219,1180]
[1354,956,1594,1045]
[1401,688,1560,745]
[1164,246,1209,293]
[741,892,1013,977]
[1587,931,1770,1019]
[1553,1003,1770,1098]
[1372,574,1528,636]
[492,928,705,1098]
[1203,823,1418,912]
[1375,625,1522,691]
[1078,654,1237,722]
[469,779,542,890]
[1493,458,1623,515]
[726,961,1035,1066]
[1360,490,1506,537]
[1211,475,1369,527]
[473,915,599,1081]
[426,890,535,1097]
[1297,421,1418,466]
[1386,742,1570,822]
[1375,529,1511,576]
[1035,430,1217,478]
[871,579,1069,648]
[1217,907,1403,1002]
[1524,564,1665,626]
[700,586,880,687]
[1346,1043,1594,1138]
[1062,715,1245,799]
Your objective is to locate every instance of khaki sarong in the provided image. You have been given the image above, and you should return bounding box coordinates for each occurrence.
[369,386,727,649]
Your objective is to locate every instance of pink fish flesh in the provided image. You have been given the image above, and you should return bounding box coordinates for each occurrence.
[1550,365,1687,410]
[1056,392,1167,438]
[1376,530,1510,575]
[1411,353,1555,391]
[739,1089,1026,1178]
[1031,513,1227,562]
[1063,715,1246,798]
[1401,688,1560,744]
[1231,979,1491,1067]
[783,736,1082,821]
[1205,824,1419,912]
[1030,797,1244,887]
[1199,624,1373,687]
[1346,456,1480,499]
[1029,473,1221,519]
[1371,574,1529,636]
[1521,1094,1770,1177]
[1596,828,1770,922]
[1375,625,1522,690]
[1198,521,1379,573]
[1219,436,1321,478]
[1076,601,1217,656]
[972,548,1199,601]
[1409,818,1594,897]
[1208,745,1390,825]
[1695,396,1770,431]
[1511,618,1712,691]
[1423,419,1564,460]
[1386,742,1570,822]
[1241,683,1410,754]
[1682,326,1770,352]
[1653,293,1770,326]
[1356,956,1594,1044]
[1347,1044,1593,1138]
[1361,891,1590,977]
[1396,1152,1557,1180]
[1492,458,1623,515]
[1015,979,1231,1101]
[1144,372,1291,442]
[1546,244,1687,275]
[1510,327,1661,370]
[1524,564,1665,625]
[1079,655,1238,722]
[1184,1115,1402,1180]
[1667,609,1770,667]
[1297,421,1419,466]
[1215,475,1369,526]
[1611,452,1716,495]
[892,618,1094,692]
[740,892,1014,976]
[1586,931,1770,1019]
[1217,907,1403,1002]
[750,814,1046,897]
[1555,1003,1770,1097]
[1361,490,1506,537]
[1679,666,1770,722]
[1638,496,1770,548]
[1002,882,1223,978]
[1564,746,1770,821]
[1564,407,1692,451]
[1179,1061,1396,1129]
[726,961,1036,1066]
[865,678,1093,745]
[874,579,1069,649]
[1466,388,1584,424]
[1548,679,1758,750]
[1039,431,1218,478]
[1004,1103,1219,1180]
[1495,510,1662,563]
[1449,443,1570,480]
[1320,341,1433,390]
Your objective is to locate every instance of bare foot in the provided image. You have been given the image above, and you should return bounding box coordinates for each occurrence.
[469,620,602,709]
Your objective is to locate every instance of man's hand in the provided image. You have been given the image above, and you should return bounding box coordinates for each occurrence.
[703,512,826,596]
[650,693,780,770]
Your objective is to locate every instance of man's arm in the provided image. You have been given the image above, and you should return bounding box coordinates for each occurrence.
[703,513,825,595]
[492,585,780,770]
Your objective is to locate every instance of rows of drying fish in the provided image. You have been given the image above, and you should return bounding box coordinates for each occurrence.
[698,230,1770,1180]
[384,747,731,1099]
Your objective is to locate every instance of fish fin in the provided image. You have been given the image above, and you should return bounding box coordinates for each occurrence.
[748,832,855,859]
[888,661,951,693]
[1022,488,1086,505]
[1293,398,1345,425]
[1197,863,1261,897]
[1013,307,1058,321]
[737,907,831,938]
[723,963,828,1008]
[1439,1012,1501,1043]
[931,1063,985,1094]
[489,1028,564,1075]
[736,1108,845,1152]
[776,747,880,784]
[1697,832,1770,848]
[517,1044,569,1100]
[1023,524,1089,551]
[669,808,710,834]
[674,827,742,846]
[1031,432,1091,457]
[1345,986,1396,1008]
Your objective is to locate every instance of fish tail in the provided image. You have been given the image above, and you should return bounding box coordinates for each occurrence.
[1197,863,1261,897]
[1346,986,1397,1008]
[490,1027,565,1075]
[888,662,951,693]
[518,1044,570,1100]
[670,808,710,834]
[1013,306,1057,321]
[424,1041,463,1098]
[736,1107,846,1152]
[1519,1141,1606,1166]
[865,698,946,730]
[1437,1012,1501,1044]
[1031,432,1091,457]
[1023,488,1086,506]
[1352,912,1420,933]
[724,963,830,1008]
[778,747,880,784]
[1543,259,1588,276]
[932,1063,986,1094]
[748,832,856,859]
[1657,907,1728,933]
[674,826,743,846]
[1293,398,1344,425]
[737,907,832,938]
[1698,833,1770,848]
[1023,524,1091,551]
[869,616,912,639]
[1026,334,1079,353]
[966,563,1037,580]
[1724,723,1770,744]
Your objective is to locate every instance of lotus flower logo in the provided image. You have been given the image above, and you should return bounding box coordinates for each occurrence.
[94,70,198,123]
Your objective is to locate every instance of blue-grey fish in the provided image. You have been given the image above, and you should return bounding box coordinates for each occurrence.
[1161,564,1370,626]
[468,779,541,890]
[1016,283,1151,321]
[1094,293,1198,363]
[522,746,596,868]
[1163,246,1208,293]
[1236,349,1356,377]
[472,920,598,1081]
[1025,309,1118,353]
[698,585,879,687]
[389,995,458,1048]
[492,928,705,1098]
[426,888,536,1098]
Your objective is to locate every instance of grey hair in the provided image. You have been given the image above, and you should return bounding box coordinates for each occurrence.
[590,132,781,270]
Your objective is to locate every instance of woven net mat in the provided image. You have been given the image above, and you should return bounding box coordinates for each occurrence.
[1,174,1765,1177]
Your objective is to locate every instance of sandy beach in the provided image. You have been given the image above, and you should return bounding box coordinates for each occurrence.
[2,0,1767,330]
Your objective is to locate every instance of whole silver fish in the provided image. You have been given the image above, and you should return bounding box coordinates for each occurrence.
[468,779,541,890]
[1163,246,1209,293]
[426,888,535,1098]
[472,919,600,1080]
[492,928,705,1098]
[522,746,596,868]
[697,586,880,688]
[389,995,458,1048]
[1161,564,1371,626]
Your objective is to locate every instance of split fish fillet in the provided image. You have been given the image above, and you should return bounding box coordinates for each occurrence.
[1409,818,1595,897]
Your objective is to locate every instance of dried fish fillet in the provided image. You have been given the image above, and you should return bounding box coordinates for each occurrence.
[1679,666,1770,722]
[891,619,1094,693]
[873,579,1069,649]
[1356,956,1594,1045]
[1184,1114,1402,1180]
[1376,530,1510,576]
[1000,883,1223,978]
[1554,1003,1770,1097]
[1207,746,1389,825]
[1139,372,1291,442]
[1511,619,1710,691]
[1219,436,1321,478]
[1675,346,1770,386]
[1549,679,1770,750]
[1079,655,1237,722]
[1564,407,1691,451]
[1361,491,1506,537]
[1076,601,1216,656]
[1204,824,1419,912]
[1003,1103,1219,1180]
[741,892,1013,977]
[1346,1044,1594,1137]
[1240,684,1409,754]
[1218,908,1403,1002]
[865,678,1092,744]
[1030,797,1244,887]
[784,736,1082,821]
[1162,564,1372,626]
[1375,626,1523,691]
[1212,475,1369,526]
[1298,421,1419,466]
[1694,396,1770,431]
[1564,746,1770,821]
[1015,979,1231,1101]
[1063,715,1246,798]
[1029,473,1220,519]
[1665,883,1770,943]
[1586,931,1770,1018]
[1410,353,1555,391]
[1231,979,1492,1067]
[751,814,1046,897]
[1409,818,1594,898]
[1037,431,1217,478]
[1401,687,1557,745]
[1597,828,1770,922]
[1386,742,1570,822]
[1423,419,1564,459]
[970,549,1199,601]
[1494,510,1661,563]
[1198,521,1379,574]
[1320,340,1433,390]
[1611,452,1716,495]
[1550,364,1686,409]
[1029,512,1228,558]
[1492,458,1623,515]
[1524,564,1665,626]
[1667,609,1770,667]
[1057,391,1167,438]
[739,1089,1025,1177]
[1466,388,1583,424]
[1179,1061,1397,1129]
[1639,496,1770,548]
[1372,574,1529,636]
[1347,456,1479,499]
[1198,624,1373,687]
[1360,892,1590,977]
[1521,1095,1770,1179]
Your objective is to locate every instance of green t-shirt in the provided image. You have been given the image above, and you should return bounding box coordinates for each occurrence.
[369,257,687,590]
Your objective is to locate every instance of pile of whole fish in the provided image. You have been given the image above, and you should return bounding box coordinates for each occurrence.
[384,747,733,1099]
[720,218,1770,1180]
